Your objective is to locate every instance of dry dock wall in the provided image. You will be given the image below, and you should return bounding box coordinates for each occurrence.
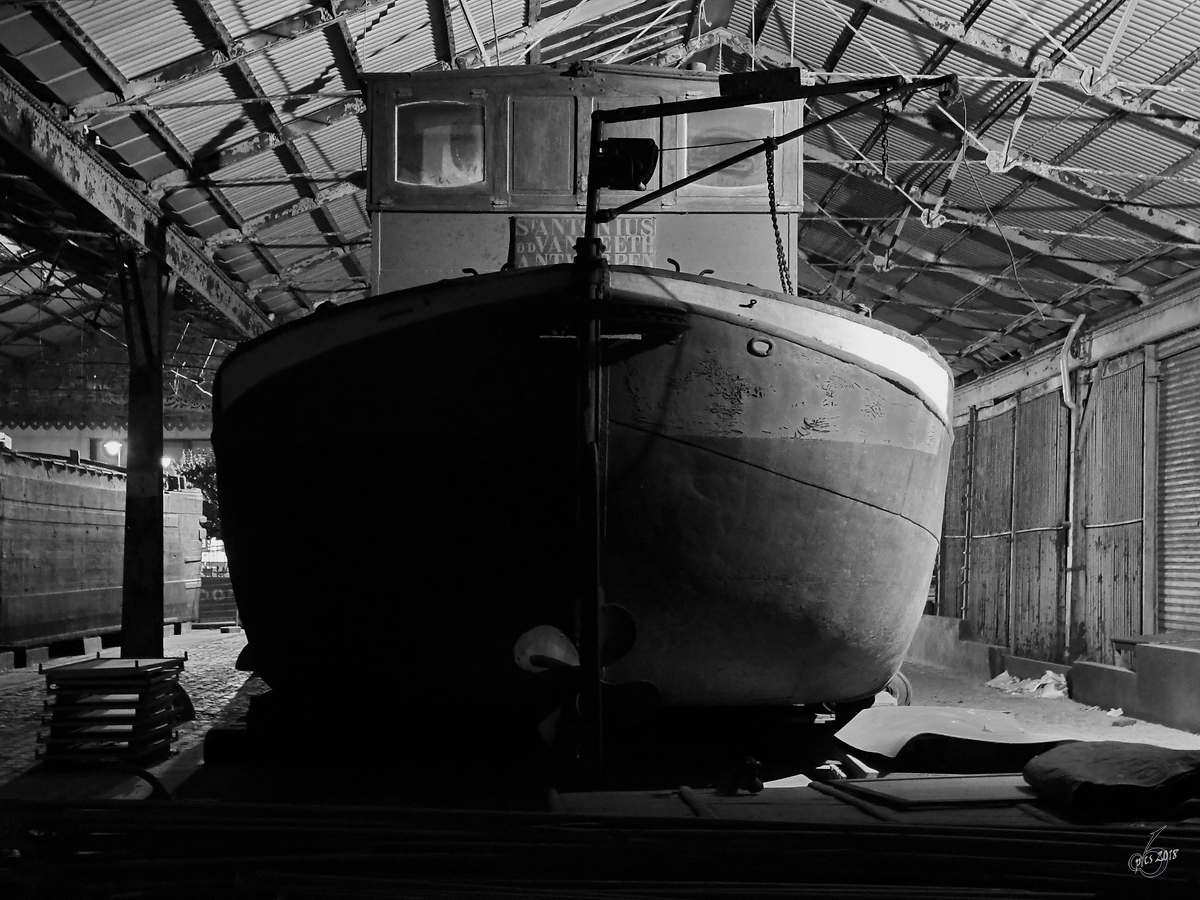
[0,451,202,649]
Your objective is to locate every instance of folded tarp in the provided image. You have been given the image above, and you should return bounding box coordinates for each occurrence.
[836,706,1074,773]
[1024,741,1200,817]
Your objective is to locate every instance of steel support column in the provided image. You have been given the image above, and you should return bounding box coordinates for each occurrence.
[119,245,172,659]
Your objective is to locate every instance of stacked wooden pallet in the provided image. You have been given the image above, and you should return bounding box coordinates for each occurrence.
[38,657,184,764]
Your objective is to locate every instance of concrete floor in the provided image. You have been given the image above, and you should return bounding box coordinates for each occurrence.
[2,641,1199,793]
[0,628,253,786]
[903,660,1200,750]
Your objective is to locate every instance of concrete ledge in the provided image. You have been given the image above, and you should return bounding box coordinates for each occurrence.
[905,615,1003,681]
[1130,643,1200,733]
[18,646,49,669]
[1065,646,1200,734]
[1067,662,1137,712]
[0,650,13,672]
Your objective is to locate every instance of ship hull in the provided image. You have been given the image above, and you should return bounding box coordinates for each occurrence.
[213,265,952,716]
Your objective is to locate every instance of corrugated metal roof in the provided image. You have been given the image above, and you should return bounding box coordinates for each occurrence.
[540,0,689,64]
[254,215,334,268]
[769,3,846,70]
[355,1,439,71]
[291,110,365,173]
[209,0,315,36]
[212,150,305,220]
[151,70,264,157]
[837,13,943,78]
[61,0,206,80]
[246,28,350,125]
[324,193,371,237]
[448,0,526,65]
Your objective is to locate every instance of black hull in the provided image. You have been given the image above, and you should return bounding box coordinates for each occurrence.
[214,267,952,721]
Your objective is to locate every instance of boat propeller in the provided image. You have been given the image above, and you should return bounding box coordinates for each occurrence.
[513,604,660,742]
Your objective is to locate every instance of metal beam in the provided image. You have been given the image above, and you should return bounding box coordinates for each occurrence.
[802,0,992,240]
[0,250,47,278]
[941,129,1200,361]
[39,0,305,319]
[879,231,1068,313]
[812,87,1200,246]
[841,0,1200,144]
[0,300,108,345]
[820,2,870,75]
[245,246,364,294]
[0,270,102,316]
[803,146,1148,294]
[72,0,389,114]
[150,97,365,189]
[751,0,780,49]
[329,3,366,87]
[440,0,459,62]
[203,180,362,251]
[0,68,268,338]
[841,267,1036,334]
[983,138,1200,291]
[311,4,373,292]
[955,246,1158,360]
[901,7,1196,232]
[188,0,348,312]
[455,0,645,67]
[955,278,1200,408]
[801,0,1194,347]
[796,199,1025,321]
[653,26,744,66]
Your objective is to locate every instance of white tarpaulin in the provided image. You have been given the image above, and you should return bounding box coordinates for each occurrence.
[835,706,1074,758]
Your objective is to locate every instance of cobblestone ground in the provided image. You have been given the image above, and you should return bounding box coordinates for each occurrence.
[0,630,255,785]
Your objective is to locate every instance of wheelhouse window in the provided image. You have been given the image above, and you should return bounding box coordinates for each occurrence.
[395,101,486,187]
[685,106,775,190]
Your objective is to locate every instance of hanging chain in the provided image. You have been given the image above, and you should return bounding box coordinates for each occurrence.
[764,139,793,296]
[880,98,891,181]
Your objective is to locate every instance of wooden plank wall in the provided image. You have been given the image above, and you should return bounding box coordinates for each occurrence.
[1076,359,1144,663]
[938,422,970,618]
[1012,391,1068,663]
[966,408,1013,646]
[944,351,1147,665]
